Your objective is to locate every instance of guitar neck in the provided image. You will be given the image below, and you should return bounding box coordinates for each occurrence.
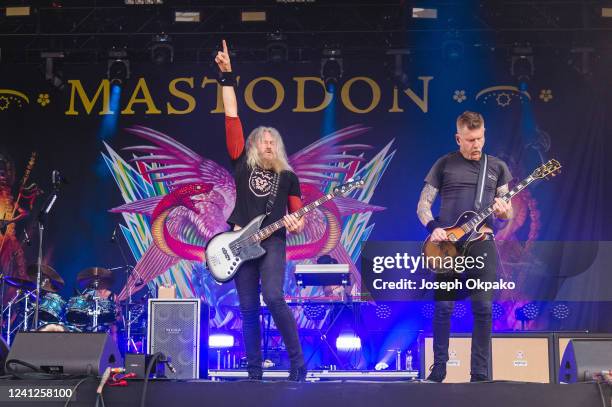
[462,175,536,233]
[250,192,337,242]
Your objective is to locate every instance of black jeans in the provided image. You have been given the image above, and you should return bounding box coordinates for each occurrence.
[233,236,304,375]
[432,238,497,376]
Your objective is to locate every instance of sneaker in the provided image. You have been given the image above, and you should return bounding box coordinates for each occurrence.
[470,373,488,382]
[288,366,307,382]
[426,364,446,382]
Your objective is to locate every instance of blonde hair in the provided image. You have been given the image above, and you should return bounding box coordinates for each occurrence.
[245,126,293,173]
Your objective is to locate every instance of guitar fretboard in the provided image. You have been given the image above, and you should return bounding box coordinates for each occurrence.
[460,175,535,233]
[248,192,337,243]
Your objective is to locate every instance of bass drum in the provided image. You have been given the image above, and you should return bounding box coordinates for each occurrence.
[65,295,92,326]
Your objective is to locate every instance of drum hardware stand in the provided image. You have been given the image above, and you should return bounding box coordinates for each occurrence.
[33,173,61,330]
[110,225,142,353]
[4,289,36,345]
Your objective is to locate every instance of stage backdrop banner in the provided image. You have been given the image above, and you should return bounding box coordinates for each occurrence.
[1,57,611,330]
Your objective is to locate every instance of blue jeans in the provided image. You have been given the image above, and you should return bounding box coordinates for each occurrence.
[432,239,497,376]
[233,237,304,375]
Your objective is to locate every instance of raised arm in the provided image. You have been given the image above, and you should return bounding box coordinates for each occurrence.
[215,39,243,159]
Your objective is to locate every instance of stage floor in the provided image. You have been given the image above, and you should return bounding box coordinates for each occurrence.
[0,379,608,407]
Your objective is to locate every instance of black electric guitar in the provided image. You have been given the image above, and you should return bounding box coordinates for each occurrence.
[205,179,364,283]
[422,159,562,273]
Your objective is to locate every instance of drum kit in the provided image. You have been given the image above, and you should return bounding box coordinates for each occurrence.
[1,264,148,351]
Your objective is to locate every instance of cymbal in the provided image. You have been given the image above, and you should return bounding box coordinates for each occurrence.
[77,267,115,289]
[4,276,35,290]
[25,264,65,292]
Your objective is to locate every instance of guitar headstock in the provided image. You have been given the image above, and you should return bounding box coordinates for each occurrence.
[333,178,365,196]
[531,159,562,180]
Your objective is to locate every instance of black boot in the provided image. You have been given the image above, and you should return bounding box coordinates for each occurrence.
[288,365,307,382]
[426,363,446,383]
[470,373,488,382]
[247,367,263,381]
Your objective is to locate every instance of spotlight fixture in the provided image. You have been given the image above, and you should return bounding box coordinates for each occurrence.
[420,303,435,319]
[511,46,534,83]
[150,34,173,65]
[551,303,570,320]
[320,47,343,92]
[209,333,235,348]
[491,303,505,320]
[375,304,392,320]
[266,32,288,63]
[451,302,467,319]
[304,304,326,321]
[41,51,65,91]
[107,48,130,85]
[336,333,361,351]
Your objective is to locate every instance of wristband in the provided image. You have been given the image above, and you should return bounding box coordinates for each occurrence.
[426,219,442,234]
[218,71,237,87]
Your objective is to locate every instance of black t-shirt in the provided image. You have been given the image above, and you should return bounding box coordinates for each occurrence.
[424,152,512,228]
[227,153,301,240]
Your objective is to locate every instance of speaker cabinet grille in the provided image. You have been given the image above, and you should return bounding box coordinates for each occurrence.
[147,299,207,379]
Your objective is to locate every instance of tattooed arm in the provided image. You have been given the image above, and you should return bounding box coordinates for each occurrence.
[417,183,438,226]
[492,184,513,219]
[417,183,448,242]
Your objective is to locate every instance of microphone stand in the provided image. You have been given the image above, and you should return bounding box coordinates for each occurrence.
[33,182,60,330]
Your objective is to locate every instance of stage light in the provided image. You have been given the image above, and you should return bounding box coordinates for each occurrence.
[511,46,534,82]
[522,302,540,320]
[412,8,437,19]
[374,362,389,371]
[321,48,343,93]
[41,51,65,91]
[209,333,235,348]
[242,11,267,22]
[492,303,505,320]
[442,39,464,62]
[375,304,392,319]
[174,11,200,22]
[551,303,570,320]
[386,49,410,88]
[452,302,466,319]
[150,34,173,65]
[266,32,288,63]
[421,303,435,319]
[107,48,130,86]
[303,304,326,321]
[336,333,361,350]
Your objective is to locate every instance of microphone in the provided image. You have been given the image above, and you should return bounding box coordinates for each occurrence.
[23,229,31,246]
[110,226,117,243]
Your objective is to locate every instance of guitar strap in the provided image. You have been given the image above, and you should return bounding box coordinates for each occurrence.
[474,153,488,211]
[265,171,280,216]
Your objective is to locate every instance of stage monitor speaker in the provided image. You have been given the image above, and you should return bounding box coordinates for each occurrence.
[554,333,612,383]
[422,335,473,383]
[147,298,208,379]
[559,339,612,383]
[5,332,122,376]
[491,334,553,383]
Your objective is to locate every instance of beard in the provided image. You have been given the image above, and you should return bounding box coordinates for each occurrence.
[260,154,284,173]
